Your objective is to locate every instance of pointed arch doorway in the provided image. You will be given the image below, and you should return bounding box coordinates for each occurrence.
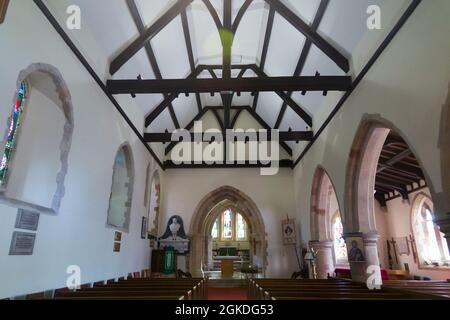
[188,186,267,278]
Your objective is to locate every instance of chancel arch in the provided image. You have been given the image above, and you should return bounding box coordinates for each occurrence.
[188,186,267,277]
[0,63,73,214]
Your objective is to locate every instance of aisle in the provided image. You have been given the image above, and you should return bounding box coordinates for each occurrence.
[208,288,248,300]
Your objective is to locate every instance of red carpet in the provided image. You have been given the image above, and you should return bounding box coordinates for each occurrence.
[208,288,248,300]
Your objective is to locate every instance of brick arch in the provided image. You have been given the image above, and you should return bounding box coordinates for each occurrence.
[188,185,267,276]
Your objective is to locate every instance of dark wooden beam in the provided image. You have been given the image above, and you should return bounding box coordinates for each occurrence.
[264,0,349,72]
[107,76,351,95]
[144,67,202,127]
[293,0,422,168]
[275,0,329,129]
[110,0,194,75]
[231,0,253,34]
[231,109,243,128]
[223,0,232,79]
[145,130,313,143]
[253,6,275,111]
[221,93,233,129]
[0,0,9,24]
[33,0,164,168]
[377,149,413,174]
[126,0,180,129]
[180,8,203,113]
[164,159,293,169]
[202,0,222,31]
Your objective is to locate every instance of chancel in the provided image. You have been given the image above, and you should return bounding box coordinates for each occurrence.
[0,0,450,304]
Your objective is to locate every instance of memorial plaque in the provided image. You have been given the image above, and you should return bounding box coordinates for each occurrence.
[9,232,36,255]
[113,242,121,252]
[15,209,40,231]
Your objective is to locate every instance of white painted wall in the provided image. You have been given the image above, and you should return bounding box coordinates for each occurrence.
[160,168,298,278]
[293,0,450,279]
[0,1,162,298]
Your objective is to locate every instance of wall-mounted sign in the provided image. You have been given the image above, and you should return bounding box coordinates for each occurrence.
[282,218,297,245]
[15,209,40,231]
[9,232,36,255]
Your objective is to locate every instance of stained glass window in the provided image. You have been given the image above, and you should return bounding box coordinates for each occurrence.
[332,215,348,263]
[237,213,246,239]
[222,209,233,239]
[211,220,218,239]
[0,82,26,188]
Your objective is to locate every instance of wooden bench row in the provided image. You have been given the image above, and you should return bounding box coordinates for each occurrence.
[382,280,450,299]
[248,278,450,300]
[53,278,207,300]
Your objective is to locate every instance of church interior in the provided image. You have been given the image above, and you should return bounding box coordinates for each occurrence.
[1,0,450,302]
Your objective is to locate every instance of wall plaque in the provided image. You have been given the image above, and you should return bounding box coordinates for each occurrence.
[9,232,36,255]
[15,209,40,231]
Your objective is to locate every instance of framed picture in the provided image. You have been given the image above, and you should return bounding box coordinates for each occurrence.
[15,209,40,231]
[345,234,365,262]
[114,231,122,242]
[141,216,148,239]
[282,218,297,245]
[113,242,121,252]
[395,237,410,255]
[9,232,36,255]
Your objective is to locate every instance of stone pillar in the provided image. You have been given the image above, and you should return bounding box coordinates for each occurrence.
[189,233,205,277]
[309,240,334,279]
[345,232,381,284]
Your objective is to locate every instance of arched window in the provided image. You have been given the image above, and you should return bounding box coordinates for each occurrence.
[107,145,134,231]
[0,82,26,188]
[331,211,348,265]
[210,208,248,241]
[412,197,450,266]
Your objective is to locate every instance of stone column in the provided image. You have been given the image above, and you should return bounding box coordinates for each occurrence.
[309,240,334,279]
[189,233,205,277]
[344,232,381,284]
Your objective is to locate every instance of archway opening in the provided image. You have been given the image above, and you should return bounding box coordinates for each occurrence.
[188,186,267,278]
[345,120,449,281]
[310,167,348,279]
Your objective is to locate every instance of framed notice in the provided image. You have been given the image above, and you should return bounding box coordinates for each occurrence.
[15,209,40,231]
[141,216,148,239]
[114,231,122,242]
[395,237,410,255]
[113,242,121,252]
[9,232,36,255]
[282,219,297,245]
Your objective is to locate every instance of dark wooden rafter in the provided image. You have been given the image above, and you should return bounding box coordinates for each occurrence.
[264,0,349,72]
[145,130,312,143]
[164,106,293,156]
[180,8,203,113]
[144,67,202,127]
[126,0,180,129]
[0,0,9,24]
[107,76,351,95]
[32,0,164,168]
[253,6,275,112]
[231,0,253,34]
[164,159,293,169]
[275,0,329,129]
[294,0,422,168]
[222,0,232,79]
[110,0,194,75]
[202,0,222,31]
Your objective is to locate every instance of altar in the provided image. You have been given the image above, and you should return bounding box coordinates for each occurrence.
[215,256,241,277]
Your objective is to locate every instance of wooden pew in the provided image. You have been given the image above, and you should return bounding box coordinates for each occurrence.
[383,280,450,299]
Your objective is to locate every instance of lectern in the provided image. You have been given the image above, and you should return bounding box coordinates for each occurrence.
[216,256,240,277]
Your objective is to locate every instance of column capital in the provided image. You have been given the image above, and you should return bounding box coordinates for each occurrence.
[309,240,333,249]
[363,231,380,245]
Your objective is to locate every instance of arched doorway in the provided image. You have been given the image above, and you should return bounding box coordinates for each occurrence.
[188,186,267,277]
[310,167,348,278]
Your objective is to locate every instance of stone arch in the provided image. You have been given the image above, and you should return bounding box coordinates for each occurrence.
[309,166,342,278]
[106,142,134,232]
[345,115,436,233]
[188,186,267,277]
[438,80,450,246]
[344,115,436,281]
[0,63,74,214]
